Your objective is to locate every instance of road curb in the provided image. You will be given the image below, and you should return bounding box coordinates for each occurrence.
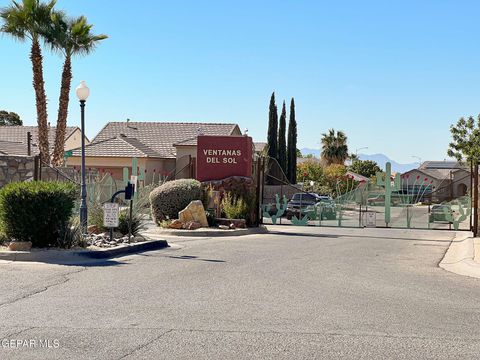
[0,239,169,262]
[439,232,480,279]
[145,225,268,238]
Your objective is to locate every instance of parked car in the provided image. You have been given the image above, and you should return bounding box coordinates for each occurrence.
[429,204,452,223]
[286,193,336,220]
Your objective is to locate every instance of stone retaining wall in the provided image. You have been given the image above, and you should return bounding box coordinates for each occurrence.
[0,155,35,187]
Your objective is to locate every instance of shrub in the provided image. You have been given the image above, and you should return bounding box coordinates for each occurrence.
[205,209,217,227]
[117,209,145,236]
[150,179,202,224]
[57,216,86,249]
[88,203,106,231]
[0,181,77,247]
[221,192,249,220]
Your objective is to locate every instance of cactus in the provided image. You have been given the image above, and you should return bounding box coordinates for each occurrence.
[442,198,471,230]
[376,162,400,226]
[262,194,287,225]
[291,213,309,226]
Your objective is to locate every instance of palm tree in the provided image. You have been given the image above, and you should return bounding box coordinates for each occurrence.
[321,128,349,165]
[1,0,56,163]
[46,12,107,166]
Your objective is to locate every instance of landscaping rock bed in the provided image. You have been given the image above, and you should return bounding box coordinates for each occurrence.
[85,233,145,248]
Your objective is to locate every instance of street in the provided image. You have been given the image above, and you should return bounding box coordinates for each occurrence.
[0,226,479,359]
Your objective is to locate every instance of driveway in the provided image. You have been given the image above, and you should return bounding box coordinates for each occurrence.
[0,226,479,359]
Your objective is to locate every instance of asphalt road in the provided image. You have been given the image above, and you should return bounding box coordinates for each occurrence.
[0,226,479,359]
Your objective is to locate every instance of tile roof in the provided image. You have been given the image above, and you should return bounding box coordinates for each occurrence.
[94,122,240,158]
[70,136,161,158]
[0,125,80,152]
[254,142,267,153]
[0,140,38,156]
[402,168,452,180]
[419,161,464,170]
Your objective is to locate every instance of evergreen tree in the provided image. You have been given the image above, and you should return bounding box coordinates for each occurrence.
[287,97,297,183]
[267,92,278,159]
[278,100,287,173]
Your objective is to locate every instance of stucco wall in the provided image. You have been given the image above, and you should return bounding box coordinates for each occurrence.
[65,128,90,151]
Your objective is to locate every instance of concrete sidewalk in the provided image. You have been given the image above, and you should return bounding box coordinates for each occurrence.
[439,233,480,279]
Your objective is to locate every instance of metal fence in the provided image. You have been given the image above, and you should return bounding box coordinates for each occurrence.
[260,157,472,231]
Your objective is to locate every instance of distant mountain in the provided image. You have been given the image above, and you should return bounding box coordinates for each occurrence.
[300,148,418,173]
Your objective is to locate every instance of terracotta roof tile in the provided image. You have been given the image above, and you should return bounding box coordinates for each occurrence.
[0,126,79,152]
[94,122,240,158]
[70,136,162,158]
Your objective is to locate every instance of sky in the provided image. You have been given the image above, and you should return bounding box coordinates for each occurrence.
[1,0,480,163]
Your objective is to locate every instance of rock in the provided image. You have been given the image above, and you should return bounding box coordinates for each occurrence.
[133,236,144,242]
[178,200,208,227]
[8,241,32,251]
[229,223,236,229]
[216,218,247,229]
[87,225,103,234]
[169,219,184,229]
[113,231,123,239]
[184,221,202,230]
[218,225,230,230]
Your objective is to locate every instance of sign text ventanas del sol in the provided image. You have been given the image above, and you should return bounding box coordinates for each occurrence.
[196,135,253,181]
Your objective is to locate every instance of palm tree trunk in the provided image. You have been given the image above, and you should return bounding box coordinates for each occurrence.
[30,39,50,164]
[52,54,72,166]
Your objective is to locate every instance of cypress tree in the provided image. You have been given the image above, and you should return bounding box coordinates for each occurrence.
[278,100,287,174]
[287,97,297,183]
[267,92,278,159]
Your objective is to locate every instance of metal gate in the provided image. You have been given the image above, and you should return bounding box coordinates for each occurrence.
[260,157,472,231]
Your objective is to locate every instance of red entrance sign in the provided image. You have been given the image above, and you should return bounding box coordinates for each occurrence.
[196,135,253,181]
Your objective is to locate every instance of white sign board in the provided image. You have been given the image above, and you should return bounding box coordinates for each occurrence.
[365,211,376,228]
[130,175,138,188]
[103,203,119,228]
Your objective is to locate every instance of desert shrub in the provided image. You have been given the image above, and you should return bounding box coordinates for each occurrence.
[159,219,172,228]
[57,217,87,249]
[221,192,249,220]
[0,181,76,248]
[88,203,106,231]
[117,210,145,236]
[205,209,217,227]
[150,179,202,224]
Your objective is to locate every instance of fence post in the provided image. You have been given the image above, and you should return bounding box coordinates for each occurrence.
[474,161,478,237]
[33,156,39,180]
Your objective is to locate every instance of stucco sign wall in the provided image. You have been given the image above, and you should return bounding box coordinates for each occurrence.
[196,135,253,181]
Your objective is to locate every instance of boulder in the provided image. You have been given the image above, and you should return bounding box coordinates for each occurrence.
[184,221,202,230]
[169,219,184,229]
[8,241,32,251]
[179,200,208,227]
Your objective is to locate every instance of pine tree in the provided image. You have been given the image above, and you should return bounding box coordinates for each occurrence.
[278,101,287,174]
[267,92,278,159]
[287,97,297,183]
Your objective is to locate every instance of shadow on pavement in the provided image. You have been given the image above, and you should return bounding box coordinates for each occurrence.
[266,230,454,243]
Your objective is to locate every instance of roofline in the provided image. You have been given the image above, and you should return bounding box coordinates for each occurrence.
[401,168,450,180]
[65,126,90,143]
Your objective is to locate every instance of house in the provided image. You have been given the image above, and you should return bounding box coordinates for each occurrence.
[401,161,470,203]
[0,125,87,156]
[66,121,242,183]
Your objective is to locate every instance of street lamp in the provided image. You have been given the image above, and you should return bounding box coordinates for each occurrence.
[76,81,90,233]
[355,147,368,156]
[412,155,422,166]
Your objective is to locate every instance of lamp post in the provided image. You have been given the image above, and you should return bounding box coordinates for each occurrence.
[412,155,422,166]
[76,81,90,233]
[355,147,368,156]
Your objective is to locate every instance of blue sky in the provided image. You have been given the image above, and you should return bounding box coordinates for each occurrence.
[1,0,479,163]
